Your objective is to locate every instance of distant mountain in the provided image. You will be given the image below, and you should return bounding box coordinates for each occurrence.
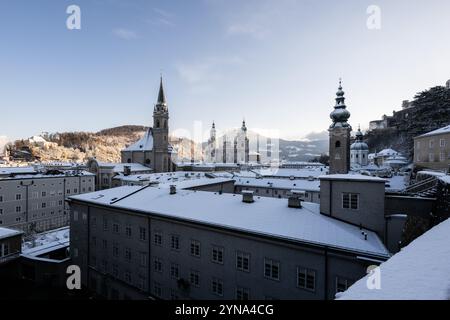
[7,125,328,163]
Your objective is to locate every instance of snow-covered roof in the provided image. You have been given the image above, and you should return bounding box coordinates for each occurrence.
[416,124,450,138]
[253,167,328,179]
[123,129,154,152]
[235,177,320,192]
[417,170,446,177]
[0,166,36,176]
[69,186,389,258]
[96,162,152,173]
[0,169,94,181]
[439,175,450,185]
[22,227,69,257]
[337,218,450,300]
[376,149,399,157]
[320,174,387,183]
[0,227,22,240]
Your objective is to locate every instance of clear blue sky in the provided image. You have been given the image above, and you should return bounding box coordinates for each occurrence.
[1,0,450,142]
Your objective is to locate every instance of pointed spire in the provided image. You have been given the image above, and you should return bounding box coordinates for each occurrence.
[212,121,215,129]
[157,75,166,105]
[241,119,247,132]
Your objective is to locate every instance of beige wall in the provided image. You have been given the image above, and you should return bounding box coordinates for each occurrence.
[414,132,450,171]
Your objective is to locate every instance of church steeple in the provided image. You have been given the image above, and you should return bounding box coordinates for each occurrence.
[157,75,167,106]
[330,79,351,129]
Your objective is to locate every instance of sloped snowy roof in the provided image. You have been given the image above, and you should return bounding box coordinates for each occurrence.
[376,149,399,157]
[0,166,36,175]
[123,129,154,152]
[69,186,389,258]
[337,218,450,300]
[416,125,450,138]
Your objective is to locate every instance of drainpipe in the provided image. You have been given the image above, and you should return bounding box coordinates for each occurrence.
[324,246,329,300]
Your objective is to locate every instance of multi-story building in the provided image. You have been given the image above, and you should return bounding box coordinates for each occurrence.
[68,173,390,300]
[0,168,95,233]
[0,227,22,266]
[414,125,450,172]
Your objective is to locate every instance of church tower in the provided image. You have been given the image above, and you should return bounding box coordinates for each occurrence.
[153,76,170,172]
[207,122,217,162]
[329,80,352,174]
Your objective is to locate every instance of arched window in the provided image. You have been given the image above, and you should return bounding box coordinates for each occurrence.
[156,120,160,128]
[335,141,341,148]
[127,158,131,163]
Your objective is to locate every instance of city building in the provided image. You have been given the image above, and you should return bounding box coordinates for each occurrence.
[350,127,369,167]
[328,80,352,174]
[68,185,389,300]
[413,125,450,172]
[87,159,152,190]
[0,227,22,266]
[0,167,95,233]
[121,77,176,173]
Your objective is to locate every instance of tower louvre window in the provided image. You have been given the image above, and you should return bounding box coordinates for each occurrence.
[335,141,341,148]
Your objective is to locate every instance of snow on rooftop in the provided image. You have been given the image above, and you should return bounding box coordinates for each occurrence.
[0,166,36,175]
[416,124,450,138]
[0,227,22,240]
[253,167,328,179]
[376,149,400,157]
[69,186,389,258]
[235,177,320,192]
[123,129,154,152]
[337,218,450,300]
[439,175,450,185]
[22,227,70,257]
[320,174,387,182]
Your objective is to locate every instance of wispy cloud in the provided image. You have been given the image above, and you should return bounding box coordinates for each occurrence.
[112,28,139,40]
[147,8,176,27]
[176,56,244,93]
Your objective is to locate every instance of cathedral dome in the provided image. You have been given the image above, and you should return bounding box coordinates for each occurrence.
[350,127,368,151]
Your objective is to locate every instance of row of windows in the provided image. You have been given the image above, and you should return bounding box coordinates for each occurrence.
[417,138,447,150]
[416,152,449,162]
[0,188,88,203]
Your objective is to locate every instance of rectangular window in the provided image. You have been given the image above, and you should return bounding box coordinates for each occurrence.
[103,217,108,231]
[212,246,224,264]
[236,251,250,272]
[429,153,435,162]
[112,264,119,278]
[236,287,250,300]
[171,235,180,250]
[124,271,131,284]
[139,252,147,267]
[342,193,359,210]
[440,152,446,162]
[153,257,163,273]
[170,263,179,279]
[189,270,200,287]
[41,202,46,209]
[297,267,316,292]
[102,239,107,250]
[15,206,21,213]
[153,282,162,298]
[139,227,146,241]
[211,278,224,296]
[154,232,162,246]
[125,225,132,238]
[41,191,46,197]
[429,140,434,148]
[264,258,280,281]
[112,223,119,234]
[0,196,3,202]
[15,194,21,200]
[125,248,132,262]
[440,139,446,148]
[112,242,119,258]
[336,277,352,293]
[190,240,201,257]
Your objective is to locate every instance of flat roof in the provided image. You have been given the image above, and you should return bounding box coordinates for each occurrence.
[319,174,387,183]
[69,186,389,258]
[0,227,22,240]
[235,177,320,192]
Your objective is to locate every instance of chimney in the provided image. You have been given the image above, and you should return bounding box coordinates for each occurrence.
[288,190,305,208]
[242,190,254,203]
[123,165,131,176]
[170,185,176,195]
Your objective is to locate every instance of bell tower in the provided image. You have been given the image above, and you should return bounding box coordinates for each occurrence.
[153,76,170,172]
[329,79,352,174]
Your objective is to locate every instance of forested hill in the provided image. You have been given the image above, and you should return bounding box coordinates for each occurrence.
[366,85,450,159]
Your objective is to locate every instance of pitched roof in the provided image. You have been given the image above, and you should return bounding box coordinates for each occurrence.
[123,128,154,152]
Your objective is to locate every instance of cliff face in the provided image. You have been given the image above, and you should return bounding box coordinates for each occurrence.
[366,86,450,159]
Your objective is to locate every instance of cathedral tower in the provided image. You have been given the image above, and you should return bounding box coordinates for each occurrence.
[329,80,352,174]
